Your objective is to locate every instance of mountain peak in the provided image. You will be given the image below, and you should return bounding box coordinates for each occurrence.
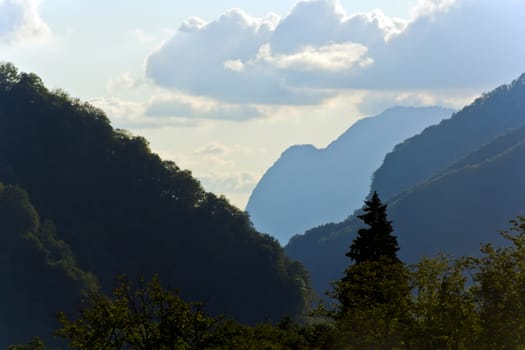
[246,106,452,244]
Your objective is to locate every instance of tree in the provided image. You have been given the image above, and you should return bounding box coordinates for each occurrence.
[407,255,478,349]
[55,275,321,350]
[347,191,399,264]
[8,338,49,350]
[468,216,525,349]
[56,275,224,349]
[332,192,409,349]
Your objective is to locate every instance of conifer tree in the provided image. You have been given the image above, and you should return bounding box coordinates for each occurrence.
[348,191,399,264]
[333,192,408,349]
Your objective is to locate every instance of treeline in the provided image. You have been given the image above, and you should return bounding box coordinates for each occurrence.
[12,194,525,349]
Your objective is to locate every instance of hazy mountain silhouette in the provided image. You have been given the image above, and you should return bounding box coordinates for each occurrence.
[286,74,525,296]
[372,74,525,202]
[246,106,453,244]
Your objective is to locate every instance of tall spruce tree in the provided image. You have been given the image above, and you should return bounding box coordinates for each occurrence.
[348,191,399,264]
[333,192,408,349]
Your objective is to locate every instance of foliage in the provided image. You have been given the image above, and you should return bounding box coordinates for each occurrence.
[13,216,525,349]
[57,275,224,349]
[328,217,525,349]
[468,216,525,349]
[348,191,399,264]
[334,259,411,350]
[407,255,478,349]
[331,194,409,349]
[8,338,49,350]
[55,275,329,350]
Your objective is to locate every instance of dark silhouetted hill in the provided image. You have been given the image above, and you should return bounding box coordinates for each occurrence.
[0,182,96,348]
[286,74,525,296]
[246,106,453,244]
[0,63,311,345]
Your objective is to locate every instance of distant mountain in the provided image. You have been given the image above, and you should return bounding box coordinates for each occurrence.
[0,63,310,344]
[372,75,525,202]
[286,74,525,296]
[246,106,453,244]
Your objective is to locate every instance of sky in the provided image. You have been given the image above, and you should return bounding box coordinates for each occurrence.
[1,0,524,208]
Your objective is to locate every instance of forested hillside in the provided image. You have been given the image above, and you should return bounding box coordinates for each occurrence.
[0,182,96,348]
[372,73,525,201]
[0,63,310,345]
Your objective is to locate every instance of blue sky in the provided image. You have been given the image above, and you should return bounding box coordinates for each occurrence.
[1,0,524,207]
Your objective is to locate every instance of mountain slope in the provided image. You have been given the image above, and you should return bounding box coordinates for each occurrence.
[286,75,525,296]
[0,183,95,348]
[0,63,310,329]
[246,106,453,244]
[372,74,525,201]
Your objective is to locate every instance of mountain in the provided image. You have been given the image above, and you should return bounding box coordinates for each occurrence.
[246,106,453,244]
[285,74,525,296]
[0,63,311,344]
[372,76,525,202]
[0,182,95,348]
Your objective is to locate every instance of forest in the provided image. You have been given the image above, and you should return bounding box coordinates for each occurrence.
[2,63,525,349]
[9,191,525,349]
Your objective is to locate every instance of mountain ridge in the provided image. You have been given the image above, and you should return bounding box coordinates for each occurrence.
[246,106,454,243]
[285,74,525,296]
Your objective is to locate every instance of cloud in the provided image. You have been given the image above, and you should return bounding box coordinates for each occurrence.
[192,143,232,156]
[146,94,263,121]
[0,0,50,44]
[199,171,259,194]
[129,28,156,44]
[89,96,202,129]
[354,0,525,90]
[248,42,372,71]
[107,72,143,92]
[145,6,331,105]
[145,0,525,106]
[357,89,477,116]
[90,89,262,127]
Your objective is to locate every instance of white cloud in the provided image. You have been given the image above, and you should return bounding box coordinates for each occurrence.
[90,89,264,127]
[0,0,50,44]
[251,42,372,71]
[145,93,264,121]
[129,28,156,44]
[179,16,207,32]
[145,0,525,107]
[224,59,245,72]
[89,96,202,128]
[199,171,259,194]
[410,0,457,18]
[89,96,144,123]
[193,143,233,156]
[107,72,141,92]
[146,7,328,105]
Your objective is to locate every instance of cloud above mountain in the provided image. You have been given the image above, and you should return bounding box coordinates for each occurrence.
[146,0,525,106]
[0,0,50,44]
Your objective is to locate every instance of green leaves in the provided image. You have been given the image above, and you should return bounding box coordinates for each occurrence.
[56,275,224,349]
[468,217,525,349]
